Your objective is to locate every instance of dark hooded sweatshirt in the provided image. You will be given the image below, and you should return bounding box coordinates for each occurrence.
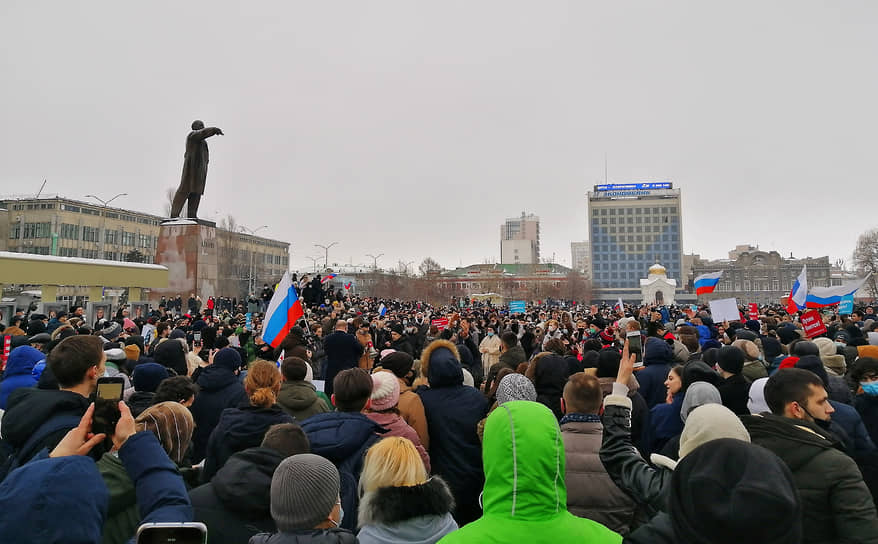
[201,404,294,483]
[190,447,285,544]
[636,337,673,409]
[190,365,248,462]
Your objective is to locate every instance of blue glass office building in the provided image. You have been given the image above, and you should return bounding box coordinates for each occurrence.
[588,183,683,301]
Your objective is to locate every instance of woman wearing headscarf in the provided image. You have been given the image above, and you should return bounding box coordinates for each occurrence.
[98,402,195,544]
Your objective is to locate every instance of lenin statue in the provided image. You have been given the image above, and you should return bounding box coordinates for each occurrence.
[170,120,224,219]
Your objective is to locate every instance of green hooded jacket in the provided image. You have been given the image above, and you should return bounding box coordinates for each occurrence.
[439,401,621,544]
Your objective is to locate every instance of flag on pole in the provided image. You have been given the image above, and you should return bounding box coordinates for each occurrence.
[321,273,337,284]
[786,266,808,314]
[615,298,624,312]
[344,281,352,290]
[262,271,305,348]
[805,274,871,308]
[378,303,387,317]
[693,271,723,296]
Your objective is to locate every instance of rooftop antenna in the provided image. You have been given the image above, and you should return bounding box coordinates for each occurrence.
[35,179,46,199]
[604,153,608,184]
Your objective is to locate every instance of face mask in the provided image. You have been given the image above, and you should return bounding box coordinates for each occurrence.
[487,332,494,337]
[329,504,344,528]
[861,381,878,396]
[549,326,557,333]
[835,342,846,349]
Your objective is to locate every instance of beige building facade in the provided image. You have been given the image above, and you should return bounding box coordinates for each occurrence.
[1,197,290,298]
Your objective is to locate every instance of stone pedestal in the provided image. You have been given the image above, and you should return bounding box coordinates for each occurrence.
[152,219,218,301]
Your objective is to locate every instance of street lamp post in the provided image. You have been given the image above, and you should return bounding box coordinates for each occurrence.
[84,193,127,259]
[305,256,321,273]
[314,242,338,269]
[239,225,268,295]
[366,253,384,270]
[401,260,414,276]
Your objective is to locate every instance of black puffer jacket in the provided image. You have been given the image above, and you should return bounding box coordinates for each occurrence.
[532,354,568,420]
[742,413,878,544]
[191,447,284,544]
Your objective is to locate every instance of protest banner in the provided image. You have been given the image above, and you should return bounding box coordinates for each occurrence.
[748,303,759,320]
[431,317,450,330]
[800,310,828,338]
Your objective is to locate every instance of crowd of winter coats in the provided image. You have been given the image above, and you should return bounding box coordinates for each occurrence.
[2,302,878,543]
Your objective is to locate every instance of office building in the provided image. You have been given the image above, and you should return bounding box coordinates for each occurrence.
[689,248,831,305]
[570,241,589,272]
[588,182,683,301]
[500,212,540,264]
[1,196,290,298]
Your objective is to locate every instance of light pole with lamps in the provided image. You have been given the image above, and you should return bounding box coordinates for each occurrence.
[239,225,268,295]
[400,260,414,276]
[84,193,127,259]
[365,253,384,270]
[305,256,321,273]
[314,242,338,269]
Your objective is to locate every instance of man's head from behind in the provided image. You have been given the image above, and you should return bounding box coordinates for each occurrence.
[281,357,310,382]
[332,368,372,412]
[561,372,603,415]
[47,335,105,393]
[500,331,517,351]
[764,368,834,423]
[191,120,204,130]
[261,423,310,457]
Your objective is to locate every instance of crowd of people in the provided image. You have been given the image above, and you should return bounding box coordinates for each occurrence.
[1,289,878,543]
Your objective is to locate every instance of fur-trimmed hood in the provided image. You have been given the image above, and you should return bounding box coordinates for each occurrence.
[418,340,463,388]
[358,476,455,526]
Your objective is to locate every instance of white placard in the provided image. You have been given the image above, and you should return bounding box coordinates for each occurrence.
[709,298,741,323]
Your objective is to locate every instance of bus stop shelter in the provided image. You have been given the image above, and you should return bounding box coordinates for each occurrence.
[0,251,168,302]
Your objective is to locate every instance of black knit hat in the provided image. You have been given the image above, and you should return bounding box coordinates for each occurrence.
[378,351,414,378]
[716,346,745,375]
[669,438,801,544]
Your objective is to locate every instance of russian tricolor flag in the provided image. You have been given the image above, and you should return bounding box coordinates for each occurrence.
[694,271,723,296]
[786,266,808,314]
[321,273,337,284]
[262,271,305,349]
[805,275,870,308]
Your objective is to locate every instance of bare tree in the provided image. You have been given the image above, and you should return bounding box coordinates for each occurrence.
[854,229,878,297]
[419,257,442,276]
[163,187,176,216]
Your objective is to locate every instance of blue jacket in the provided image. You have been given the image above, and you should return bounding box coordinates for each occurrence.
[190,365,248,462]
[830,400,877,457]
[301,412,384,530]
[416,340,488,526]
[0,346,42,409]
[0,431,190,544]
[645,392,683,454]
[636,337,673,409]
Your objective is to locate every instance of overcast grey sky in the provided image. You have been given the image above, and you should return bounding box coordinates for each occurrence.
[2,1,876,273]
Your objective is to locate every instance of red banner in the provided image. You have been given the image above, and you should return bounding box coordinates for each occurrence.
[748,303,759,320]
[800,310,827,338]
[1,335,10,371]
[431,318,450,331]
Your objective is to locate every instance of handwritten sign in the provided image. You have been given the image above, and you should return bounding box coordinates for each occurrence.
[800,310,828,338]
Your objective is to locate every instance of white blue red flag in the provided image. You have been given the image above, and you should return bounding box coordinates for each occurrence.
[694,271,723,296]
[786,266,808,314]
[262,271,305,348]
[321,273,337,284]
[805,274,870,308]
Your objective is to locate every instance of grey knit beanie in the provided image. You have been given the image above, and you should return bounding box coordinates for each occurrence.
[496,373,537,405]
[270,454,339,531]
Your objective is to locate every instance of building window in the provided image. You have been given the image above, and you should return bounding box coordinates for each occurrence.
[104,251,117,261]
[82,226,99,242]
[105,230,118,245]
[122,232,136,246]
